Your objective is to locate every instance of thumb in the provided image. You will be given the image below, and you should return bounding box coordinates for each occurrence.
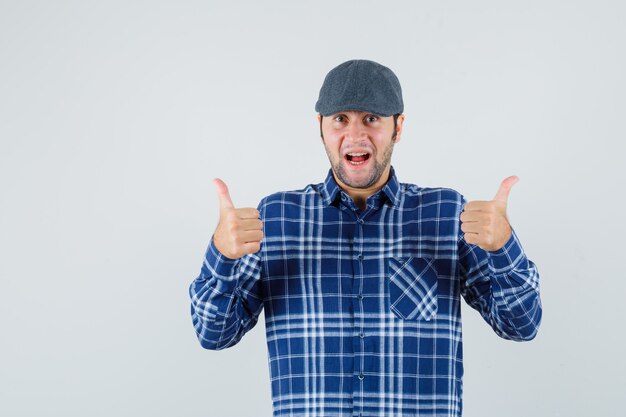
[493,175,519,203]
[213,178,235,210]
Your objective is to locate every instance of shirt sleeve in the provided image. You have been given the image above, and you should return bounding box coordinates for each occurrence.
[188,200,265,350]
[458,195,543,341]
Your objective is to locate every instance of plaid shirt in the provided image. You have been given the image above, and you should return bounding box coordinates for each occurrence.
[189,166,542,417]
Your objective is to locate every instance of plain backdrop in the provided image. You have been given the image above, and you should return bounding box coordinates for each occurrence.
[1,1,624,416]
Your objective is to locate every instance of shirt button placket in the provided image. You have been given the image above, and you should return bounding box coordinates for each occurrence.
[353,215,366,416]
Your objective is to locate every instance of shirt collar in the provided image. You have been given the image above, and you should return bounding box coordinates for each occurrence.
[320,165,402,208]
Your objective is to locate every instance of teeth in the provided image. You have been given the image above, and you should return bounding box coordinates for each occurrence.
[347,152,368,156]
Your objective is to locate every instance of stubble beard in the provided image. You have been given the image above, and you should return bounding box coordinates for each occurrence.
[325,138,395,189]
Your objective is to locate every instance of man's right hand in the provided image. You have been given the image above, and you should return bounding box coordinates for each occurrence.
[212,178,264,260]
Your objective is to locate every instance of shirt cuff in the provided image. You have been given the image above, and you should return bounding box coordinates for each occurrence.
[486,227,526,273]
[205,235,239,281]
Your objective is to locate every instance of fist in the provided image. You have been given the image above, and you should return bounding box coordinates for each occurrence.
[460,176,519,251]
[212,178,263,259]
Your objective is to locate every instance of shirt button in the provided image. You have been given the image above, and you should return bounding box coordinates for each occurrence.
[341,194,347,201]
[358,374,364,380]
[359,332,365,338]
[357,254,363,261]
[357,294,363,300]
[357,218,364,224]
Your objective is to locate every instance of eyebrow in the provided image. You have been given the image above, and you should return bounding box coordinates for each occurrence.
[332,112,383,118]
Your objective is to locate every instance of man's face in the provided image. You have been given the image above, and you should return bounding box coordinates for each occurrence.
[318,110,404,190]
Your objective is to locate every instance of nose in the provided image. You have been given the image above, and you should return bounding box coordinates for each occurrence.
[345,120,367,141]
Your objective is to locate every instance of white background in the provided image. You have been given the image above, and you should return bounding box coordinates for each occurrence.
[1,1,624,416]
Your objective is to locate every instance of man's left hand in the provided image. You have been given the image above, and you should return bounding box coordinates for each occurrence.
[460,176,519,251]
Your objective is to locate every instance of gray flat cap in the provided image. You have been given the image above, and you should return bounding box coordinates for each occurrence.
[315,59,403,117]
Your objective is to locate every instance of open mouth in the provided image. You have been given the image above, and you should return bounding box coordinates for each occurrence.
[345,152,371,165]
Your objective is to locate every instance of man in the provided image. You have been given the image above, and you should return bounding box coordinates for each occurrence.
[189,59,542,417]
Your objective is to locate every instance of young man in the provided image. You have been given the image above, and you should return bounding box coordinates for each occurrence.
[189,59,542,417]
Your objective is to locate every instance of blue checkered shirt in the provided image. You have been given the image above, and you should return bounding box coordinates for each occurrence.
[189,166,542,417]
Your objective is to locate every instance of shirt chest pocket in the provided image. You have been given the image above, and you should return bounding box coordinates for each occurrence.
[388,257,439,321]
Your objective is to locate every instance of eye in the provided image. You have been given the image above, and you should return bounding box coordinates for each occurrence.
[366,115,379,123]
[333,115,345,122]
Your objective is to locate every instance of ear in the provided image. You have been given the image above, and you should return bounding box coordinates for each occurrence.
[393,114,405,144]
[318,113,325,143]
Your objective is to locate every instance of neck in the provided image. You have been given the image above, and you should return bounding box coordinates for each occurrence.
[334,166,392,211]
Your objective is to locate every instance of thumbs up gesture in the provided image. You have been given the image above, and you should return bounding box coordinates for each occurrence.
[212,178,264,259]
[460,176,519,251]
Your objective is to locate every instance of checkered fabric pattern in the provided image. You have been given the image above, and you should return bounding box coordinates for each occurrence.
[189,166,542,417]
